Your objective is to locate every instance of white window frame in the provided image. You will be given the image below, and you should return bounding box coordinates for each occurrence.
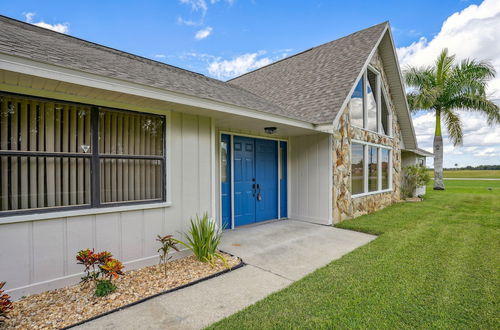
[380,85,393,137]
[351,65,392,137]
[351,139,392,198]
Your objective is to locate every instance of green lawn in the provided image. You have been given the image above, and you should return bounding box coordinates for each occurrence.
[209,181,500,329]
[427,169,500,178]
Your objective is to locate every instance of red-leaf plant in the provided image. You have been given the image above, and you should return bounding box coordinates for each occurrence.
[76,249,124,295]
[0,282,13,325]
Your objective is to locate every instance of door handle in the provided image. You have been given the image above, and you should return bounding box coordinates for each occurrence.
[256,184,262,201]
[252,183,256,196]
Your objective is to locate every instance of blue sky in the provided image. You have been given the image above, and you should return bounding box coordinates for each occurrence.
[0,0,483,75]
[1,0,499,167]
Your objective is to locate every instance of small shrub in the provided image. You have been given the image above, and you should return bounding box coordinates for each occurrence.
[95,280,117,297]
[76,249,124,297]
[99,258,124,280]
[156,235,180,277]
[175,213,228,267]
[0,282,13,324]
[76,249,112,283]
[402,165,431,198]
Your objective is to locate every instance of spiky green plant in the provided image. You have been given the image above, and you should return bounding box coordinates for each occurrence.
[175,213,228,267]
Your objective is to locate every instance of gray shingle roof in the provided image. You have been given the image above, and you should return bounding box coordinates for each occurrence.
[230,22,388,124]
[0,15,388,126]
[0,15,310,122]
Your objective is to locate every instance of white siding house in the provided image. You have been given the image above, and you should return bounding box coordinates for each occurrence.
[0,17,428,299]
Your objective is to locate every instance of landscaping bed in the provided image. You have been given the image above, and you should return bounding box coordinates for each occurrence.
[4,253,240,330]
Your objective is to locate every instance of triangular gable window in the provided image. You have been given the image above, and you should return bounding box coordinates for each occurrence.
[349,66,392,137]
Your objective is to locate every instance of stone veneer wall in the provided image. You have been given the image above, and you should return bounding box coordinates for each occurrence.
[332,50,402,223]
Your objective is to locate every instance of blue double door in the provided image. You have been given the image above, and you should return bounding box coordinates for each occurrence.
[233,136,278,226]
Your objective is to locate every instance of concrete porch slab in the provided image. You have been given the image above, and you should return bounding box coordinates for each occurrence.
[220,219,376,281]
[76,219,376,330]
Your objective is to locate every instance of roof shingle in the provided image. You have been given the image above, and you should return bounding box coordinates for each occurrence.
[229,22,388,124]
[0,16,388,125]
[0,16,309,122]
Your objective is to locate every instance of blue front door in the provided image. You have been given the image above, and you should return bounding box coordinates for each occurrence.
[255,139,278,222]
[233,137,256,226]
[233,136,278,226]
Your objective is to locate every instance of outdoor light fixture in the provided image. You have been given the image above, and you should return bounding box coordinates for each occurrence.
[264,127,277,134]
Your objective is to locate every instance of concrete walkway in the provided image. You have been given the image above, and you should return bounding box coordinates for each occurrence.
[76,219,375,330]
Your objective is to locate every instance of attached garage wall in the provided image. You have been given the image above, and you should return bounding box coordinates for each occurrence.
[289,133,332,224]
[0,111,214,299]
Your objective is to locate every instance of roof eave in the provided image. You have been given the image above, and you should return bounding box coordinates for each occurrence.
[404,148,434,157]
[0,52,319,131]
[383,26,418,149]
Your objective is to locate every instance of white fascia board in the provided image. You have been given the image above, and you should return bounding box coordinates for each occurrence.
[0,53,316,131]
[385,27,418,149]
[315,124,335,133]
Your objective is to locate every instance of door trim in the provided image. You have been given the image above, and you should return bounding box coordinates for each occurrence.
[219,131,288,229]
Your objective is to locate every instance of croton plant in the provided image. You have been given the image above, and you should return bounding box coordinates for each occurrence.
[76,249,124,297]
[0,282,13,324]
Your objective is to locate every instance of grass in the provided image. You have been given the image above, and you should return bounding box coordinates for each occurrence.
[209,181,500,329]
[427,169,500,178]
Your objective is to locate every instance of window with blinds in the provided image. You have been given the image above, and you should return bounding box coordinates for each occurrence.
[0,93,166,215]
[98,108,164,204]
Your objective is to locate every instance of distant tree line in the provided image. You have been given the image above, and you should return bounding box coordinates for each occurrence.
[430,165,500,170]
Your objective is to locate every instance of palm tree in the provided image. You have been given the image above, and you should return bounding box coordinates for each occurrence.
[404,49,500,190]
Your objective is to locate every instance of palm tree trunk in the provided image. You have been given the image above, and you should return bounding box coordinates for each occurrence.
[433,110,445,190]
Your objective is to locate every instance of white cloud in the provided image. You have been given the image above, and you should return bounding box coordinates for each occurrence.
[180,0,209,14]
[180,0,234,11]
[24,12,35,22]
[208,51,272,79]
[24,12,69,34]
[195,26,213,40]
[177,16,202,26]
[412,110,500,167]
[398,0,500,166]
[397,0,500,99]
[154,54,166,59]
[177,0,235,29]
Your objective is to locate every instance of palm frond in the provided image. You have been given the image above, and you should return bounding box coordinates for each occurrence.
[404,66,438,112]
[406,90,438,112]
[446,93,500,125]
[446,58,496,97]
[456,58,496,81]
[404,66,435,89]
[443,110,463,146]
[435,48,455,86]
